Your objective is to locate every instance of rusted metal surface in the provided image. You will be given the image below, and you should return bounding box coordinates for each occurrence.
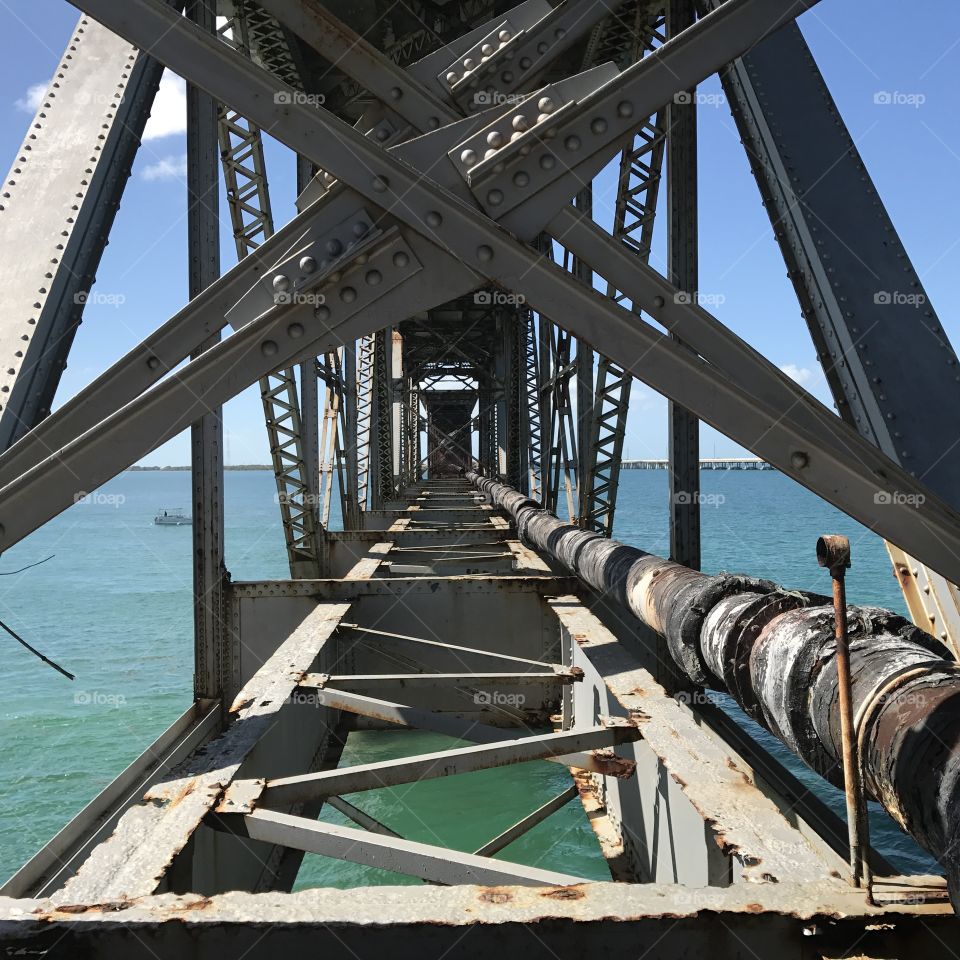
[2,879,957,958]
[551,596,835,885]
[471,474,960,898]
[817,534,871,894]
[55,602,350,903]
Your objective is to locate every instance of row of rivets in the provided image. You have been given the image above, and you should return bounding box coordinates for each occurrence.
[259,245,413,356]
[445,29,513,85]
[472,99,637,208]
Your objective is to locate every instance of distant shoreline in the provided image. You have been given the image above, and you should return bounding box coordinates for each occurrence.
[127,465,272,472]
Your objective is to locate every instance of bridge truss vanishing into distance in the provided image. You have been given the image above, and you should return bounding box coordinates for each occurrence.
[2,0,960,954]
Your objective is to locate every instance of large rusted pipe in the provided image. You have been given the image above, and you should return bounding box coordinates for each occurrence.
[468,472,960,905]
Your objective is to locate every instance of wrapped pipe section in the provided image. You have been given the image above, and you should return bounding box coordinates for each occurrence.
[467,472,960,903]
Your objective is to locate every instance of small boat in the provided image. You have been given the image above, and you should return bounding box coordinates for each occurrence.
[154,508,191,526]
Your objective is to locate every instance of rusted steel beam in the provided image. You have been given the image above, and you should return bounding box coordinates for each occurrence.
[468,472,960,907]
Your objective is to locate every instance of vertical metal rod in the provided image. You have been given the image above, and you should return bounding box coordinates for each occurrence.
[817,534,871,899]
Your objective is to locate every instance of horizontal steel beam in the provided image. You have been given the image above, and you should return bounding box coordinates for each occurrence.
[251,724,639,806]
[341,623,558,669]
[56,602,351,902]
[1,881,956,955]
[303,686,620,775]
[308,671,578,689]
[239,808,590,886]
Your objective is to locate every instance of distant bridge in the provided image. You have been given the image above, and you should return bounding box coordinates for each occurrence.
[622,458,774,471]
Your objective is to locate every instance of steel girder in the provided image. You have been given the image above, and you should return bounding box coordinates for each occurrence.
[354,334,376,510]
[0,13,169,450]
[705,3,960,652]
[583,9,667,536]
[187,0,226,701]
[372,329,395,507]
[666,0,700,567]
[523,313,542,498]
[219,6,324,578]
[15,0,960,590]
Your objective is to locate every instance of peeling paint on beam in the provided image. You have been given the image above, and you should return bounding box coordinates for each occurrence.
[55,602,350,903]
[1,879,956,957]
[550,596,834,884]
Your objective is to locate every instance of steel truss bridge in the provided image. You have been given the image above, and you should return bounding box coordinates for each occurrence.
[1,0,960,955]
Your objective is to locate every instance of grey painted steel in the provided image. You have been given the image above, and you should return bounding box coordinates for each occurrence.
[469,471,960,899]
[1,883,958,956]
[44,0,960,592]
[0,194,339,487]
[342,622,558,669]
[707,7,960,505]
[259,724,637,804]
[187,0,225,702]
[325,796,403,838]
[666,0,701,568]
[240,809,590,886]
[0,15,165,449]
[304,686,619,774]
[218,9,324,579]
[474,784,578,857]
[0,701,220,898]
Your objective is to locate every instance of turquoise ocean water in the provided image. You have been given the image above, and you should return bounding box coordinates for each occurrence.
[0,468,939,887]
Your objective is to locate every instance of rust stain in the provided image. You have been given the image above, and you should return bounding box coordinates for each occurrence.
[540,887,585,900]
[176,897,214,912]
[145,778,198,808]
[478,890,512,904]
[743,902,764,913]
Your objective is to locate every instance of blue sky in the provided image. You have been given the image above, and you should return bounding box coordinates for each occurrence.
[1,0,958,464]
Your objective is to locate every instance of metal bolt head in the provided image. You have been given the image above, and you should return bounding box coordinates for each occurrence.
[790,450,809,470]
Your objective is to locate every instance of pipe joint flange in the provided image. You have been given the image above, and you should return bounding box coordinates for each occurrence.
[667,573,780,687]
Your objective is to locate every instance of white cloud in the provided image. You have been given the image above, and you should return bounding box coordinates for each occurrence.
[780,363,812,385]
[15,83,46,114]
[143,71,186,141]
[142,154,187,182]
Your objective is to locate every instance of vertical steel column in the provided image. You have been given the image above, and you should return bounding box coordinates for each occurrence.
[297,157,321,527]
[538,316,553,506]
[216,11,323,576]
[187,0,224,701]
[478,374,495,476]
[341,345,360,527]
[523,313,542,499]
[573,187,595,524]
[391,331,404,490]
[586,97,666,535]
[666,0,701,569]
[372,329,394,508]
[355,334,376,509]
[506,311,525,491]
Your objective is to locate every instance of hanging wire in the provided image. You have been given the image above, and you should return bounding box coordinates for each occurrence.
[0,556,73,679]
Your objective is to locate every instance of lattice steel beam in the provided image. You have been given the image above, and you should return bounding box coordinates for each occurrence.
[355,334,376,510]
[584,10,666,536]
[217,8,323,578]
[373,329,395,507]
[523,313,542,499]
